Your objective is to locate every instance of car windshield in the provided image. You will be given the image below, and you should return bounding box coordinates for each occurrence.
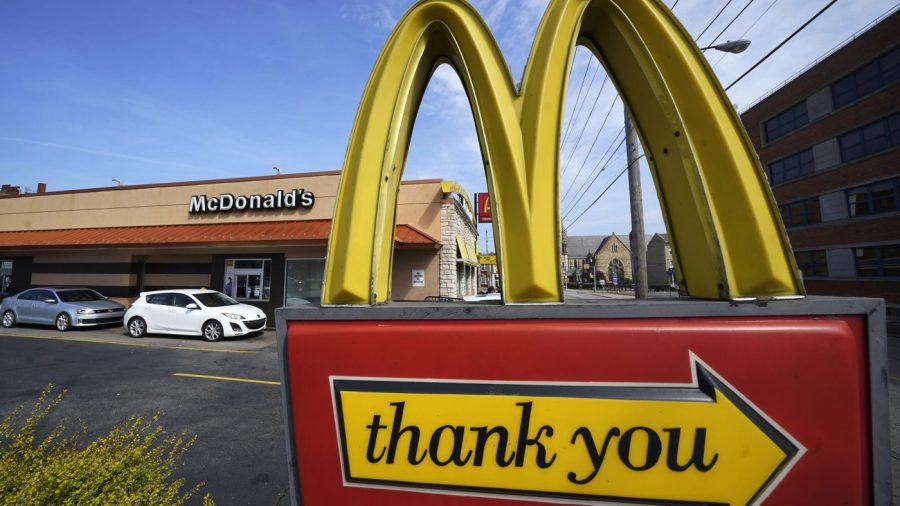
[194,292,238,307]
[57,290,105,302]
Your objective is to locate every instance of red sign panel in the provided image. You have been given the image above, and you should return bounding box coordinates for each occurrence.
[283,316,871,505]
[475,192,492,223]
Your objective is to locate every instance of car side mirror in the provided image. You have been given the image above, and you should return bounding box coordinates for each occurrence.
[186,303,199,310]
[43,298,57,304]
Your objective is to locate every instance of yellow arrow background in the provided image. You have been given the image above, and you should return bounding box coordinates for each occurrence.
[338,389,788,505]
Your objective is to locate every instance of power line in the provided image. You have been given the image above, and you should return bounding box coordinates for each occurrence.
[561,74,609,175]
[725,0,839,91]
[696,0,735,42]
[562,133,626,219]
[565,153,645,231]
[560,95,620,202]
[560,48,593,149]
[563,147,626,222]
[713,0,781,68]
[740,2,900,109]
[706,0,756,49]
[562,128,625,215]
[561,61,603,158]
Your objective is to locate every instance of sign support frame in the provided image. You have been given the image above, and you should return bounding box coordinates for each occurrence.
[277,296,889,505]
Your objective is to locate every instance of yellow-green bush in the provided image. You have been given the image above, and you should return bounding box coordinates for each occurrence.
[0,385,214,506]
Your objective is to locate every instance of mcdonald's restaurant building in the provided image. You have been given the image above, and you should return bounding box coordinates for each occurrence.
[0,172,480,323]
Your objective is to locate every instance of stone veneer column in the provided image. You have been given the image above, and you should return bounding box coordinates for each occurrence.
[440,199,479,298]
[440,203,458,297]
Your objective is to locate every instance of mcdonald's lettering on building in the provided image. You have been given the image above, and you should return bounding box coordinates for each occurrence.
[277,0,890,505]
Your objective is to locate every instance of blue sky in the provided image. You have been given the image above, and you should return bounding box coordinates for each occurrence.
[0,0,892,249]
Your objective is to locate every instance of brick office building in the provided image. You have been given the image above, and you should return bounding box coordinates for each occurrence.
[740,9,900,306]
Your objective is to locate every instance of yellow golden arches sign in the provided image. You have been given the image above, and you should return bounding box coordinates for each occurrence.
[323,0,803,305]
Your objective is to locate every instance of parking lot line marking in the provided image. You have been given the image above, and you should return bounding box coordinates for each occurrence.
[891,374,900,382]
[0,332,254,354]
[173,373,280,385]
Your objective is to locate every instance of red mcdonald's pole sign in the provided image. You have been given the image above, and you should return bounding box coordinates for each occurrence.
[476,192,492,223]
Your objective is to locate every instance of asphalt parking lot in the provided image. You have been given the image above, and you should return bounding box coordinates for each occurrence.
[0,323,287,505]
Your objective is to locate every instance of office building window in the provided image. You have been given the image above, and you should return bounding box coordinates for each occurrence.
[795,250,828,277]
[847,177,899,218]
[764,101,809,143]
[832,46,900,109]
[854,244,900,277]
[768,149,814,185]
[780,197,821,227]
[890,114,900,144]
[839,112,900,163]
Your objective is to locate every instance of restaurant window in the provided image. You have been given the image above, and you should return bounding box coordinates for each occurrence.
[854,244,900,278]
[764,101,809,143]
[794,250,828,278]
[224,259,271,302]
[846,177,899,217]
[285,258,325,305]
[0,261,12,293]
[768,149,814,185]
[779,197,821,228]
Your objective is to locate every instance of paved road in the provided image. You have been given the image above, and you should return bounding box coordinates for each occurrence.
[0,326,287,506]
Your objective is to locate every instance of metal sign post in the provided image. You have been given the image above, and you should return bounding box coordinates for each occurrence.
[279,300,889,504]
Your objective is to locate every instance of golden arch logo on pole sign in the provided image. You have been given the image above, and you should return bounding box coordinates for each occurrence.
[323,0,804,305]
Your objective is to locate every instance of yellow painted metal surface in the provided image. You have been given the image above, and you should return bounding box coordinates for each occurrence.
[455,236,477,265]
[439,180,475,218]
[323,0,803,305]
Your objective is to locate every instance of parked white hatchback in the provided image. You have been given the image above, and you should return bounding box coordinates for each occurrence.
[124,289,266,341]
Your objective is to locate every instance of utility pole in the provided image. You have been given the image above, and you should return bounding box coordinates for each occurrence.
[625,110,648,299]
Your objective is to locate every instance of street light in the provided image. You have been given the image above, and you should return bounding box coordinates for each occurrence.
[701,39,751,54]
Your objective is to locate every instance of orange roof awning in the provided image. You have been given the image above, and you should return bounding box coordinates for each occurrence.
[0,220,438,249]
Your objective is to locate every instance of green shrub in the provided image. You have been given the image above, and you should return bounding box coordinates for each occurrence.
[0,385,214,505]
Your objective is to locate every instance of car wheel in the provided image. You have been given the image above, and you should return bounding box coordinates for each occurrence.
[127,317,147,338]
[55,313,72,332]
[202,320,224,342]
[1,310,15,328]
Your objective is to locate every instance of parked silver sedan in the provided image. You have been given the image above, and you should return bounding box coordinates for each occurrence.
[0,287,126,331]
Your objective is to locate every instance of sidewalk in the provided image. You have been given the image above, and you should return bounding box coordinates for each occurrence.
[564,288,682,300]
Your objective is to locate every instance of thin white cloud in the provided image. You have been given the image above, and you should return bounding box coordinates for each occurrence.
[341,1,401,32]
[0,136,207,171]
